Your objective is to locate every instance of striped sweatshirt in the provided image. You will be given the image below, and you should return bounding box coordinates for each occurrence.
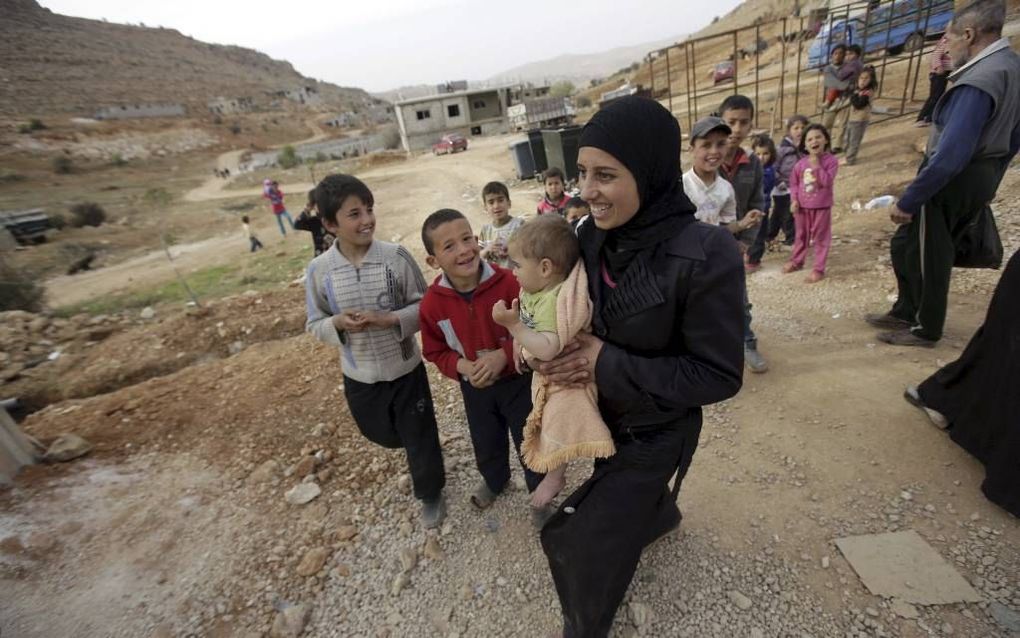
[305,240,427,384]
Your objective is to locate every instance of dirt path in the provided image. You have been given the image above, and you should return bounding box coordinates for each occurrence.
[182,117,334,204]
[44,135,519,308]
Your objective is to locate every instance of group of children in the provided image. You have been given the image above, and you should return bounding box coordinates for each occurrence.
[685,95,841,288]
[821,44,879,166]
[304,171,601,530]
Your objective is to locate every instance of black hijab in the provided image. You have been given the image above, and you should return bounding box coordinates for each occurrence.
[579,96,695,275]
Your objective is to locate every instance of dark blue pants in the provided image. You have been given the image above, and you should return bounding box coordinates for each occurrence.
[460,373,543,493]
[768,194,796,245]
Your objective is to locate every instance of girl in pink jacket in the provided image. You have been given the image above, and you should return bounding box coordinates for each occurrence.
[783,124,839,283]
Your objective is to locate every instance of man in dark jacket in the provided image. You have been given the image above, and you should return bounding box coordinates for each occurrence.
[866,0,1020,347]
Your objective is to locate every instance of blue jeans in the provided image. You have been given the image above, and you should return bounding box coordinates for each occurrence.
[275,210,294,235]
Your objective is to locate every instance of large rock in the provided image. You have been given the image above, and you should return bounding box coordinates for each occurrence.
[284,483,321,506]
[44,434,93,462]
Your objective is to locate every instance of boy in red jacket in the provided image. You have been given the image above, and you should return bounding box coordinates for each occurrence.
[419,208,547,524]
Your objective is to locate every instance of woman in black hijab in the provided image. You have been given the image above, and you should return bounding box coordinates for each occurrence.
[536,96,745,636]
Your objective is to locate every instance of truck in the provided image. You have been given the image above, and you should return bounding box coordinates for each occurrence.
[807,0,954,68]
[507,97,575,132]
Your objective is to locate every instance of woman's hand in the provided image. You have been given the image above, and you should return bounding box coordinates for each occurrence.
[536,333,604,386]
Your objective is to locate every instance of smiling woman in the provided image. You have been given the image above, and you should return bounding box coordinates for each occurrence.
[537,96,746,637]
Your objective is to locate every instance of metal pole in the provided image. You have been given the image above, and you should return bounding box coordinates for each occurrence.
[666,46,674,114]
[691,40,700,121]
[685,42,695,132]
[649,53,655,101]
[794,15,804,116]
[779,17,788,133]
[754,23,761,129]
[733,31,740,98]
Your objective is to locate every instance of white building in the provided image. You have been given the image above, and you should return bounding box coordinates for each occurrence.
[394,87,512,153]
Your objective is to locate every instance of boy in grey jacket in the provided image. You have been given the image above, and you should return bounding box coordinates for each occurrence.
[305,174,446,528]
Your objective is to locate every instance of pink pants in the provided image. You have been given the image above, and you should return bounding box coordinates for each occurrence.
[791,207,832,274]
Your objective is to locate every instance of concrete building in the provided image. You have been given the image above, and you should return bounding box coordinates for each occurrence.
[94,103,185,120]
[241,134,385,171]
[207,96,254,115]
[509,84,551,105]
[394,87,511,153]
[325,112,357,128]
[270,86,322,106]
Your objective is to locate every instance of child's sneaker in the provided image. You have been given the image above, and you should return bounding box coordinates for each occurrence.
[805,271,825,283]
[421,493,447,529]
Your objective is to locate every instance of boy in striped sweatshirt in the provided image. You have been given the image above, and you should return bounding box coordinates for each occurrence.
[305,174,446,528]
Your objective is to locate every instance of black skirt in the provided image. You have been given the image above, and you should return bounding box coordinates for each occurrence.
[918,250,1020,517]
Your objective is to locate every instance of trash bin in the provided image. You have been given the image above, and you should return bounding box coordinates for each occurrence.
[541,126,582,182]
[527,129,548,175]
[509,140,537,180]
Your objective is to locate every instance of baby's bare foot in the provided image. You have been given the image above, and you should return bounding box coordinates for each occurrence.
[530,471,566,508]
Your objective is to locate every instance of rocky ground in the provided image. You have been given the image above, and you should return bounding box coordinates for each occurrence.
[1,123,1019,638]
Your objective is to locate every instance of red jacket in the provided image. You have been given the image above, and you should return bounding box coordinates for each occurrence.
[419,262,519,381]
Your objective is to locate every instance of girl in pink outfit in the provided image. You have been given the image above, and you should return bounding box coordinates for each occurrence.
[784,124,839,283]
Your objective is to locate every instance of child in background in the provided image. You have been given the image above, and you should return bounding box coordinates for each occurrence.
[241,215,263,253]
[536,167,571,216]
[563,197,590,230]
[718,95,768,373]
[843,66,877,166]
[683,117,760,235]
[785,124,839,283]
[294,189,333,256]
[754,132,775,242]
[418,209,549,526]
[770,115,809,249]
[825,44,864,152]
[263,179,295,236]
[822,45,848,107]
[478,181,524,269]
[304,174,446,528]
[491,215,614,509]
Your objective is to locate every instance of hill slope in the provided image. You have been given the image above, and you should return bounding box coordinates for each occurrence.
[0,0,377,117]
[486,35,685,86]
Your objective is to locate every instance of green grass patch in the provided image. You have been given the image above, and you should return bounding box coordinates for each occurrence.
[54,245,313,317]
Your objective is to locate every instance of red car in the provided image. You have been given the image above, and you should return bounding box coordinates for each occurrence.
[432,133,468,155]
[712,61,735,85]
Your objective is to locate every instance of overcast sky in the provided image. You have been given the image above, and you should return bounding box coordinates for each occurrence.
[40,0,742,92]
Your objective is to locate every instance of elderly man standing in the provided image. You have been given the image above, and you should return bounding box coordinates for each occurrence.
[866,0,1020,347]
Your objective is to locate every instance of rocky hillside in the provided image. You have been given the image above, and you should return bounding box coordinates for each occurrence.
[0,0,376,117]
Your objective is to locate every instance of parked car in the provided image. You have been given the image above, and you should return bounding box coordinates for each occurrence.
[712,61,735,85]
[432,134,468,155]
[807,0,954,68]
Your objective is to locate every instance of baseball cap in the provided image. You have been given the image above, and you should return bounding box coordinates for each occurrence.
[689,116,732,142]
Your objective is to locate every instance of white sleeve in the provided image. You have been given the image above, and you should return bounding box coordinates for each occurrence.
[720,183,738,225]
